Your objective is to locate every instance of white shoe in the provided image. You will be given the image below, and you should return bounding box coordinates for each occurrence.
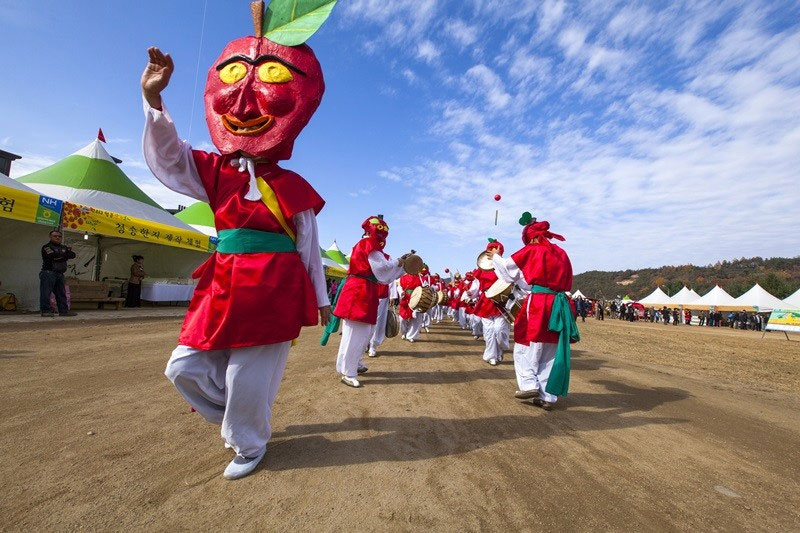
[223,448,267,480]
[341,375,361,388]
[489,359,497,366]
[401,334,406,340]
[368,350,378,358]
[473,335,479,340]
[407,338,415,343]
[424,327,430,333]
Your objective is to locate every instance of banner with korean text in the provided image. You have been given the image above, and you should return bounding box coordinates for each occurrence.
[61,202,212,253]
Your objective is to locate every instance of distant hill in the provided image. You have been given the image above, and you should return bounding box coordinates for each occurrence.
[573,256,800,300]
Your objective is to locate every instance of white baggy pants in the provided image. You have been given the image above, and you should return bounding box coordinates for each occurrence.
[165,342,290,457]
[513,342,558,403]
[481,315,509,362]
[471,314,483,337]
[368,298,389,354]
[337,319,372,378]
[458,308,468,328]
[401,312,422,341]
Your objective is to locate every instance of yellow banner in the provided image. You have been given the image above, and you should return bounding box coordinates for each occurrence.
[61,202,211,252]
[0,184,61,226]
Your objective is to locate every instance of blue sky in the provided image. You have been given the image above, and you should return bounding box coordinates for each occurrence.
[2,0,799,276]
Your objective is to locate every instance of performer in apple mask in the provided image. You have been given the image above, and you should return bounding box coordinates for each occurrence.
[141,0,337,480]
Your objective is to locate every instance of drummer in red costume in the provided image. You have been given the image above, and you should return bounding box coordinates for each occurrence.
[327,216,405,387]
[141,2,336,479]
[398,272,423,342]
[470,239,510,366]
[490,213,580,410]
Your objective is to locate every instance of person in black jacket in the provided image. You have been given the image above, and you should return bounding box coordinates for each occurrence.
[40,230,77,317]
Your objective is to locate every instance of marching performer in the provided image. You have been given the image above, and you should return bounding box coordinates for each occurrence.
[490,213,579,410]
[471,239,510,365]
[324,216,405,387]
[419,264,432,333]
[142,1,336,479]
[399,271,423,342]
[457,272,472,329]
[447,277,460,320]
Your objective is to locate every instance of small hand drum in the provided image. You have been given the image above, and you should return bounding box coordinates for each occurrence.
[403,254,423,275]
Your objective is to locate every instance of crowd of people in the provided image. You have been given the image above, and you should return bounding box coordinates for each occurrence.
[576,298,768,330]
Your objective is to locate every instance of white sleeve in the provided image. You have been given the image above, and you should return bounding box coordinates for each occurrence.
[294,209,329,307]
[142,97,208,202]
[368,251,405,284]
[492,254,523,284]
[467,279,481,298]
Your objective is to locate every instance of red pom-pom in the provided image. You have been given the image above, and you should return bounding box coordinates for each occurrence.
[494,194,501,201]
[444,268,450,273]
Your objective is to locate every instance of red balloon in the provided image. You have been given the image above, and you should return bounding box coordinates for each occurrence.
[444,268,450,273]
[494,194,501,201]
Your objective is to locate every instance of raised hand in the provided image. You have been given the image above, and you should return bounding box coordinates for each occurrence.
[141,47,174,109]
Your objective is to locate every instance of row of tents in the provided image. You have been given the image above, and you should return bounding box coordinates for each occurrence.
[0,139,353,310]
[617,284,800,312]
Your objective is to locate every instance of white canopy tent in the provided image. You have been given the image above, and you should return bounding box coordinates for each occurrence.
[571,289,586,299]
[733,283,786,312]
[670,286,701,306]
[684,285,740,311]
[637,287,673,306]
[782,287,800,310]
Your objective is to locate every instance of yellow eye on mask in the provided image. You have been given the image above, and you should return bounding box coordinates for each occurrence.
[258,62,293,84]
[219,62,248,84]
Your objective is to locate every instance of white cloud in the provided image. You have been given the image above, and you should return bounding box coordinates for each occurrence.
[464,64,512,110]
[416,40,441,63]
[343,1,800,272]
[444,19,479,47]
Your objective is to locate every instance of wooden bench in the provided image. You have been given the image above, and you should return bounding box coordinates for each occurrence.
[66,279,126,310]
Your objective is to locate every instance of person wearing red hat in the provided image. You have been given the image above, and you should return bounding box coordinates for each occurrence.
[469,239,510,366]
[398,271,423,342]
[325,216,406,387]
[431,274,445,323]
[418,264,433,333]
[489,213,580,410]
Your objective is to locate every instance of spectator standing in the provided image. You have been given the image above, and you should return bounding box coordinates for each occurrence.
[125,255,146,308]
[39,230,77,317]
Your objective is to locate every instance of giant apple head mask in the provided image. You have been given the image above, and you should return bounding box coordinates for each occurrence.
[205,38,324,160]
[203,0,335,160]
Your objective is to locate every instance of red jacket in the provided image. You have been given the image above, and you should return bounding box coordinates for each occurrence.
[511,241,573,344]
[178,151,323,350]
[334,238,386,324]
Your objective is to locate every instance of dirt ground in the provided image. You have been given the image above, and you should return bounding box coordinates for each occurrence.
[1,314,799,531]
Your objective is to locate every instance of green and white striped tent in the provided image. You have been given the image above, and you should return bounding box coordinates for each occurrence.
[17,139,195,231]
[174,201,217,237]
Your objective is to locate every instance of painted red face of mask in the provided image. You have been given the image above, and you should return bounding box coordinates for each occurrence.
[362,216,389,249]
[204,37,325,160]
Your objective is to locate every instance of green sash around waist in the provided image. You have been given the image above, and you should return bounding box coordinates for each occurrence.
[320,273,379,346]
[531,285,580,396]
[216,228,296,254]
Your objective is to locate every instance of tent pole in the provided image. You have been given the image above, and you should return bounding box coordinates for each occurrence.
[94,235,103,281]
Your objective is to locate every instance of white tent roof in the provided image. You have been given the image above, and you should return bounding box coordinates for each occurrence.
[670,286,701,305]
[637,287,673,306]
[733,283,786,312]
[685,285,739,310]
[1,172,39,193]
[782,287,800,310]
[571,289,586,299]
